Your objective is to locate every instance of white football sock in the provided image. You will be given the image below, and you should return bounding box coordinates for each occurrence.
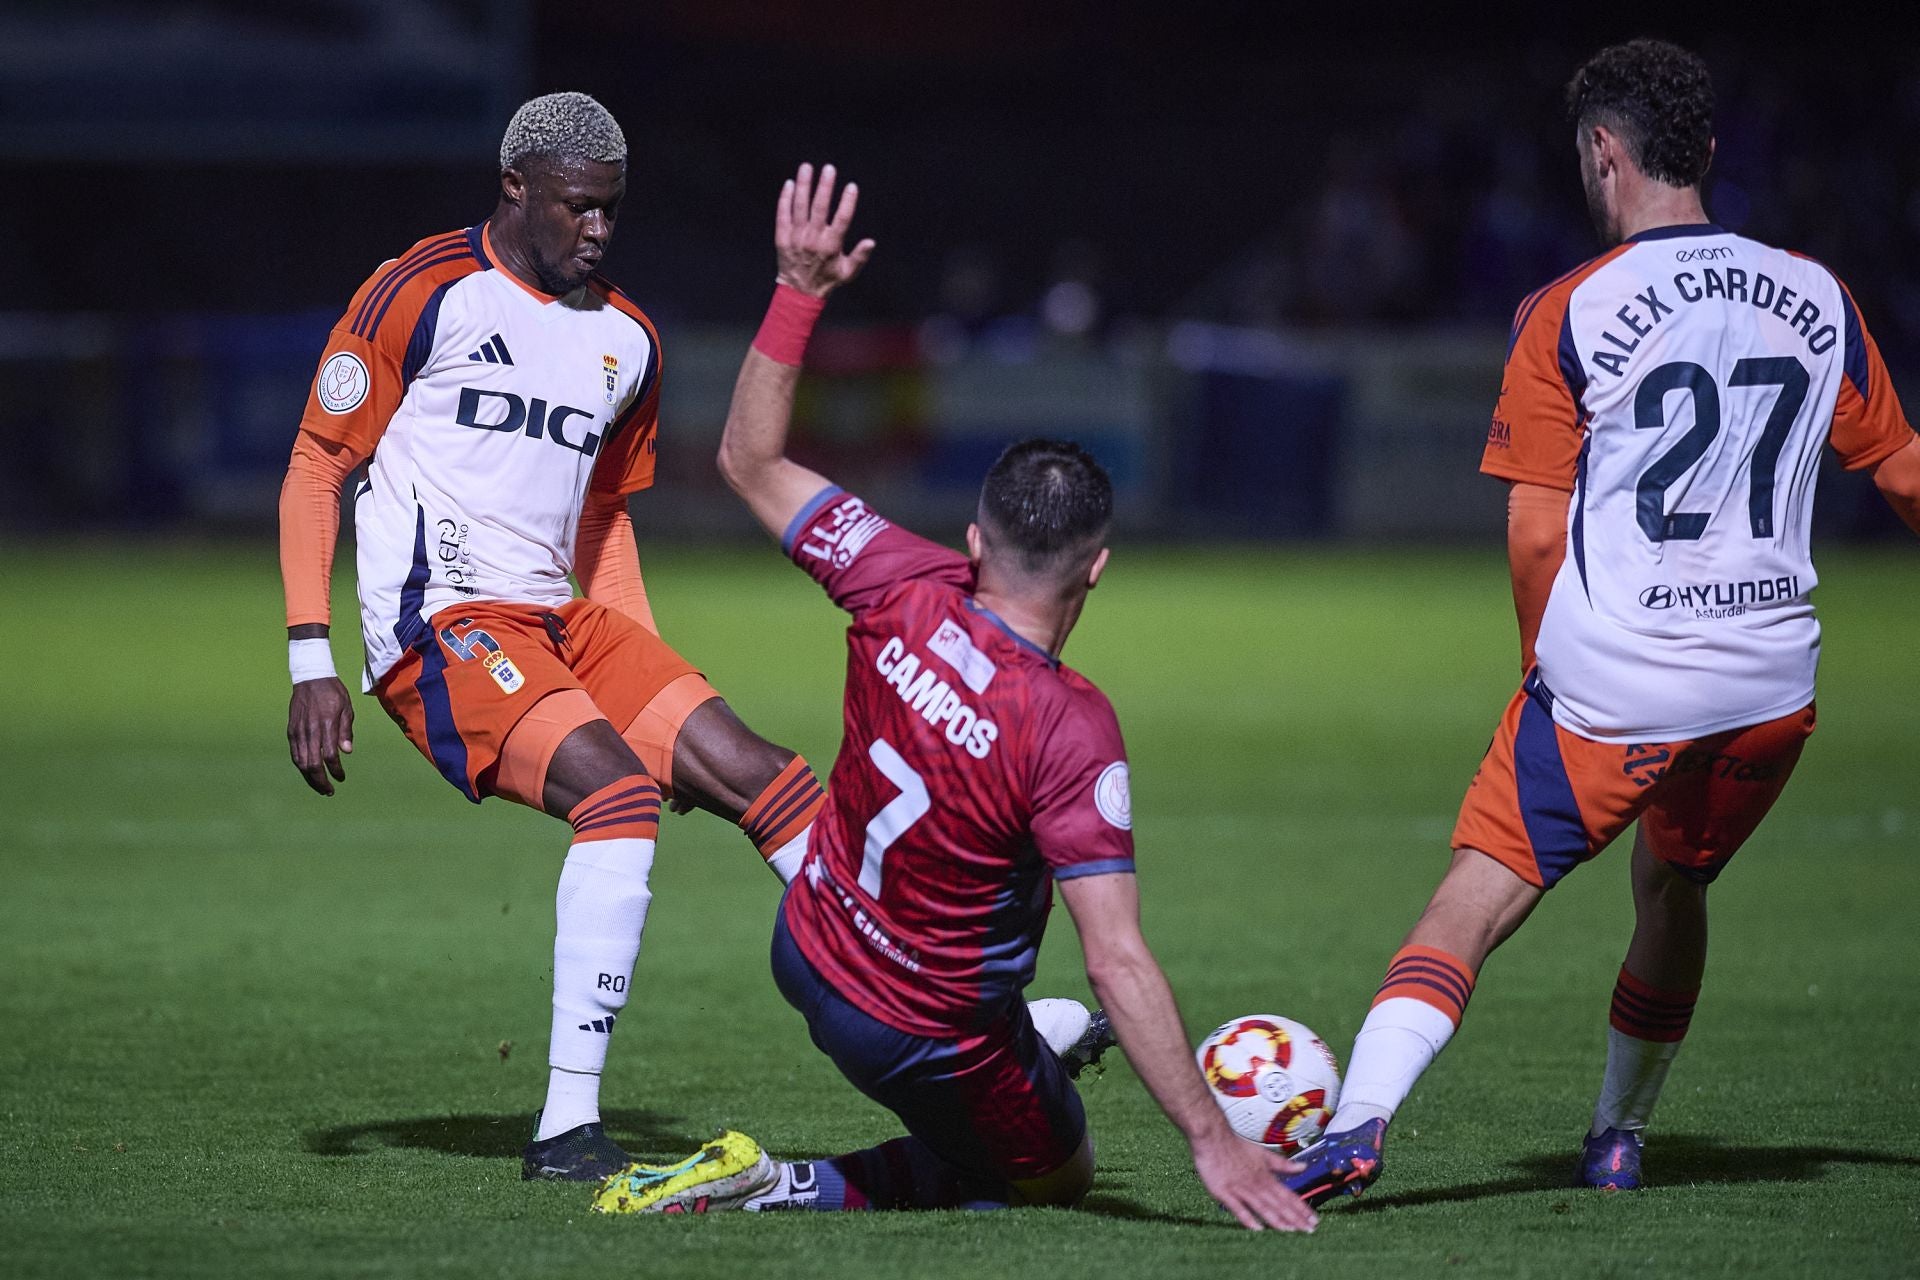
[764,825,810,886]
[1590,1027,1682,1135]
[1329,997,1459,1131]
[541,1067,600,1135]
[537,836,654,1140]
[1027,998,1093,1058]
[744,1160,822,1212]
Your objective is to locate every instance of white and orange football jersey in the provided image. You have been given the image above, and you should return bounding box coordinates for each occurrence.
[1485,223,1913,741]
[297,225,662,687]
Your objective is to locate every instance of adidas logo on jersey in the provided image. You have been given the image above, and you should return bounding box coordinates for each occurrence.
[467,333,515,365]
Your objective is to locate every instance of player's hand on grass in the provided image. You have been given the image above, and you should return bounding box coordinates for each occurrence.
[1190,1128,1317,1233]
[774,162,875,298]
[289,676,354,796]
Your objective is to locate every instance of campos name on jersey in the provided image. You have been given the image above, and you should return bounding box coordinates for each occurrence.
[874,636,1001,759]
[1590,259,1841,379]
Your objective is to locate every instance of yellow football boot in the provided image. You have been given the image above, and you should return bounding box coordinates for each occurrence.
[590,1130,778,1215]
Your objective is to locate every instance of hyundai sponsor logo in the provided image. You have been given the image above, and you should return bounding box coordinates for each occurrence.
[1637,575,1802,615]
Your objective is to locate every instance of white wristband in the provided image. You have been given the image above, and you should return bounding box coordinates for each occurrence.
[289,638,337,685]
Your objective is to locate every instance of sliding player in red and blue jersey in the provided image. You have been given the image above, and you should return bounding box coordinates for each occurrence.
[591,165,1317,1232]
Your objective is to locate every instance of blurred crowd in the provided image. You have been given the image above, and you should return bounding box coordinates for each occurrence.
[4,7,1912,362]
[921,47,1919,367]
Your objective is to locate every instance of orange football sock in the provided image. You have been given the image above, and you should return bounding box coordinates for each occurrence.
[740,756,825,882]
[1331,945,1481,1131]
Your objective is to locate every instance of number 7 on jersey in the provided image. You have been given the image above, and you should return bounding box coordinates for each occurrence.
[860,738,930,897]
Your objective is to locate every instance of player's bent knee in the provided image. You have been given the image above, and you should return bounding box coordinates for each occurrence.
[681,698,793,770]
[619,672,723,792]
[543,718,653,817]
[671,697,798,815]
[494,689,602,810]
[1010,1135,1094,1209]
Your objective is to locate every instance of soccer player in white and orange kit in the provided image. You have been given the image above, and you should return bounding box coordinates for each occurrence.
[1285,40,1920,1205]
[277,94,831,1182]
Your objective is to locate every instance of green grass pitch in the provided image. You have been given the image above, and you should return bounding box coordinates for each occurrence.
[2,541,1916,1278]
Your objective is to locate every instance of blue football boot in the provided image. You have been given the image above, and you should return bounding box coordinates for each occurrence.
[1282,1117,1387,1207]
[1577,1126,1644,1190]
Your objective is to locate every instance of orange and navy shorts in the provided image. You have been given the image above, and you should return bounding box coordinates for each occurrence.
[374,598,700,804]
[1452,671,1815,889]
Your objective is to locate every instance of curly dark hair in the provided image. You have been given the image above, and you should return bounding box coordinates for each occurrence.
[1565,39,1714,187]
[978,438,1112,575]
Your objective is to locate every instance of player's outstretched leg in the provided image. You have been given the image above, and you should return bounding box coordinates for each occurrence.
[1287,848,1540,1207]
[593,1132,1093,1215]
[521,721,662,1181]
[657,696,825,884]
[629,910,1099,1217]
[1579,829,1705,1190]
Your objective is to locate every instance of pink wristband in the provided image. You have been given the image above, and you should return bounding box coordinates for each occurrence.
[752,283,827,366]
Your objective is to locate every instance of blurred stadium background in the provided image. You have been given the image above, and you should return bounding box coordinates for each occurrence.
[1,1,1912,544]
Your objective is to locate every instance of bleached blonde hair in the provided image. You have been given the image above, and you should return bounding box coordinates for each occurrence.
[499,92,626,173]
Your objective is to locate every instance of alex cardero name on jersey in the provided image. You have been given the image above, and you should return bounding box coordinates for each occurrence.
[1584,255,1843,380]
[1532,230,1870,742]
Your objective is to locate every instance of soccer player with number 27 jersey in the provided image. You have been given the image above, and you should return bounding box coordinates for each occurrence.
[1285,41,1920,1209]
[590,165,1318,1232]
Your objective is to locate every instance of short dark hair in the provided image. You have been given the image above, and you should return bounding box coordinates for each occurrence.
[978,439,1113,575]
[1565,39,1714,188]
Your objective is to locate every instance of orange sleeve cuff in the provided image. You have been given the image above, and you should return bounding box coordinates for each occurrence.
[279,430,360,628]
[1508,481,1575,514]
[575,492,656,634]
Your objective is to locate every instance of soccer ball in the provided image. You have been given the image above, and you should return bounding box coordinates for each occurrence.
[1195,1014,1342,1155]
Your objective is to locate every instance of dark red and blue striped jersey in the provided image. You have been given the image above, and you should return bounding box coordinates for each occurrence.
[779,487,1135,1037]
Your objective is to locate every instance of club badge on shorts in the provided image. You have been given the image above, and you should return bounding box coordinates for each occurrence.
[481,649,524,693]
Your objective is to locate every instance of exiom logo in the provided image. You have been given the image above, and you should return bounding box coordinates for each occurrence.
[455,387,601,457]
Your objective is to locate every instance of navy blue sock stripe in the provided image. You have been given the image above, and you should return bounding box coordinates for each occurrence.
[743,771,816,838]
[573,808,662,836]
[1381,960,1473,1007]
[1376,974,1470,1012]
[573,794,663,826]
[747,782,825,846]
[572,784,663,823]
[1610,986,1696,1016]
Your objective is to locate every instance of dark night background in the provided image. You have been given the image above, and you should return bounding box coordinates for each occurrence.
[1,1,1914,534]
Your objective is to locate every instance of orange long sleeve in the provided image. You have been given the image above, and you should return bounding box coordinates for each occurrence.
[1506,481,1571,675]
[279,430,362,628]
[575,491,656,634]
